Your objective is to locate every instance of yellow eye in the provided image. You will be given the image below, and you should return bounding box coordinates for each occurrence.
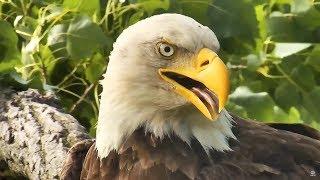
[158,43,175,57]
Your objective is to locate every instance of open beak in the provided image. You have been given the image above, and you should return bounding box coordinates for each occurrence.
[159,48,229,120]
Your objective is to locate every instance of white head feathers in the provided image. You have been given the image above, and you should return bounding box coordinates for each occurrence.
[96,14,235,158]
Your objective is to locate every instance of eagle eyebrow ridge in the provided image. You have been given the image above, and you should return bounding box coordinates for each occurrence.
[140,37,163,45]
[140,36,195,56]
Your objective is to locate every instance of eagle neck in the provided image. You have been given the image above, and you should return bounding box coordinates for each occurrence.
[96,77,236,159]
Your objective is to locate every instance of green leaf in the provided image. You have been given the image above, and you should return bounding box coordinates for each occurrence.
[273,43,311,58]
[48,24,69,45]
[208,0,258,41]
[290,65,316,91]
[178,0,211,24]
[47,23,69,59]
[274,82,300,110]
[9,71,30,85]
[138,0,170,15]
[0,20,20,73]
[229,86,275,121]
[287,107,303,123]
[302,87,320,121]
[306,45,320,71]
[267,12,309,41]
[85,53,106,83]
[291,0,313,13]
[63,0,100,19]
[315,0,320,11]
[128,11,144,25]
[39,45,57,80]
[310,87,320,107]
[295,7,320,30]
[273,106,290,122]
[66,15,108,59]
[42,5,65,22]
[25,72,43,90]
[0,21,18,54]
[226,101,248,118]
[0,59,20,74]
[14,16,38,41]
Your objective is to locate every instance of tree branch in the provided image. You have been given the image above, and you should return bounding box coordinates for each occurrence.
[0,88,92,179]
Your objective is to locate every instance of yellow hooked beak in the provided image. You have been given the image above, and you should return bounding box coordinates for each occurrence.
[159,48,229,120]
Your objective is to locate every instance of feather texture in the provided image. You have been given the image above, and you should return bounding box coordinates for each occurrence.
[61,114,320,179]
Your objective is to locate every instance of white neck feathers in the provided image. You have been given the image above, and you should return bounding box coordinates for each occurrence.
[96,77,235,158]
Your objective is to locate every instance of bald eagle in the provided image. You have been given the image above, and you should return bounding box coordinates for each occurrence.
[61,14,320,180]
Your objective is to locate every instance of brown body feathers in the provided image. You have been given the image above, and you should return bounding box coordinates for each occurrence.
[61,115,320,180]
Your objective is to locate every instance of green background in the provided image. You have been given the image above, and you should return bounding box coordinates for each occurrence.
[1,0,320,137]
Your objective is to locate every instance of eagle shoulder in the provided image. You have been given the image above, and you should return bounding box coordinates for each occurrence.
[60,139,94,180]
[61,115,320,180]
[80,129,199,180]
[224,115,320,179]
[267,122,320,140]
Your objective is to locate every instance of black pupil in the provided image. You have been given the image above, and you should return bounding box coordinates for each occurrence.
[164,46,171,53]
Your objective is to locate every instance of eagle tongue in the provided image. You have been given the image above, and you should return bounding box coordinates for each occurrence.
[190,87,219,116]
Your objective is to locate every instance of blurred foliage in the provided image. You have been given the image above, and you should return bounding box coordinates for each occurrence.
[0,0,320,135]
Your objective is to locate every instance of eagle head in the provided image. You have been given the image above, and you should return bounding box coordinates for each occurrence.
[96,13,235,158]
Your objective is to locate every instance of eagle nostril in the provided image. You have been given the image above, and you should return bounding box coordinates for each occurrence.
[200,60,210,68]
